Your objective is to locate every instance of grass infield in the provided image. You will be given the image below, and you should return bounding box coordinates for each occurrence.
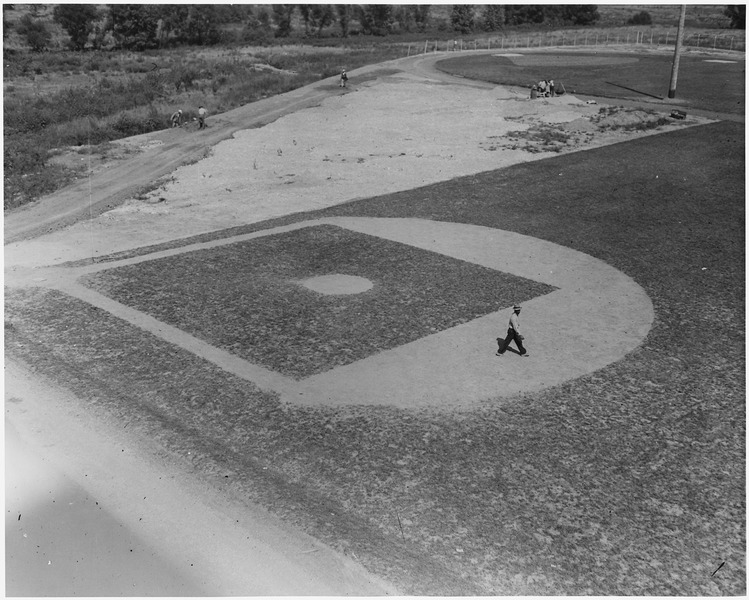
[5,120,744,594]
[81,225,554,379]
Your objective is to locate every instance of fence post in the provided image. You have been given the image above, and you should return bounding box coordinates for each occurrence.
[714,35,717,49]
[697,33,701,47]
[665,31,669,46]
[407,44,411,57]
[650,31,653,44]
[730,36,734,51]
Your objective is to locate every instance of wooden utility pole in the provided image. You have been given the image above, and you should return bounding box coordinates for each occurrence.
[668,4,687,98]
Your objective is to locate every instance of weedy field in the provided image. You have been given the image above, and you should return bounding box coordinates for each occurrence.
[6,110,744,595]
[3,43,407,209]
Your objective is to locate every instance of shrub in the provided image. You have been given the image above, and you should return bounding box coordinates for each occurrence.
[4,163,77,210]
[53,4,98,51]
[173,66,200,91]
[243,20,274,46]
[4,135,49,174]
[3,134,80,210]
[724,5,746,29]
[16,14,52,52]
[627,11,652,26]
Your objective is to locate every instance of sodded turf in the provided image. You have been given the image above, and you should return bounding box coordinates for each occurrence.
[436,52,745,114]
[81,225,554,379]
[5,121,744,595]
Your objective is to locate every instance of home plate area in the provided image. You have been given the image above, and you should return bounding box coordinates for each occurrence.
[77,217,654,410]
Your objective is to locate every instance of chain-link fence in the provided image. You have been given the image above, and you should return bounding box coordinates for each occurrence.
[408,27,746,56]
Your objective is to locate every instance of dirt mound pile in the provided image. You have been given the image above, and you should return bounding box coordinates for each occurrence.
[595,108,668,129]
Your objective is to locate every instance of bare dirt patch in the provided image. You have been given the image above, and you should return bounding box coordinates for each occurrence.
[5,72,709,270]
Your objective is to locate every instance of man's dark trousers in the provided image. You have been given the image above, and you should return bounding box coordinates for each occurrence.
[498,328,526,355]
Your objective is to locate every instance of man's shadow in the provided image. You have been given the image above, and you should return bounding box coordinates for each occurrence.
[496,342,523,355]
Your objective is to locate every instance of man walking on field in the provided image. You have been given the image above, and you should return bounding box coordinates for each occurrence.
[497,305,529,357]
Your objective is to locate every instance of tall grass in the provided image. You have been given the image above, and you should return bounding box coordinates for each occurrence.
[4,44,409,209]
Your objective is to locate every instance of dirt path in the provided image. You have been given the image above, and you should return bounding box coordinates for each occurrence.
[4,53,489,245]
[4,85,336,244]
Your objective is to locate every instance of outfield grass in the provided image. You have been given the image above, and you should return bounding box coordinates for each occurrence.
[436,51,745,114]
[5,117,744,596]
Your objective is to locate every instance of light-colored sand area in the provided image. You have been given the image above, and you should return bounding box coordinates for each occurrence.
[4,70,707,270]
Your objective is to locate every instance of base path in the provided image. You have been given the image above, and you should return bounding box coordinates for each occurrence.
[17,217,654,410]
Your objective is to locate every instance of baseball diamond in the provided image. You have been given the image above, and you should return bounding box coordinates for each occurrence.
[27,216,654,410]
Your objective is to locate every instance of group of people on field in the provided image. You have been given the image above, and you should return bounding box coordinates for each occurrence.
[170,105,208,130]
[530,79,561,99]
[169,68,351,130]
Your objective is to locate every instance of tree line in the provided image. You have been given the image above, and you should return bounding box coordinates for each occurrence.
[7,4,745,53]
[7,4,606,52]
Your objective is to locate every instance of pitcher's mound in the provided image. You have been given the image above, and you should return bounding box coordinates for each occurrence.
[300,274,374,295]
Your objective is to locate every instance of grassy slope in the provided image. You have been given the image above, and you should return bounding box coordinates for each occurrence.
[6,119,744,595]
